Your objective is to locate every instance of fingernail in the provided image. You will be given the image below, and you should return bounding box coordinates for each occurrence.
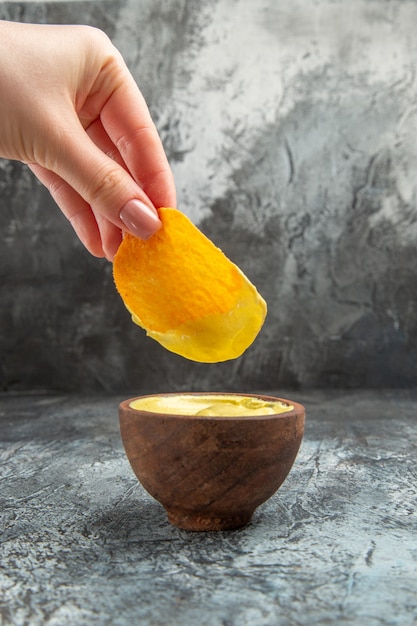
[120,199,161,240]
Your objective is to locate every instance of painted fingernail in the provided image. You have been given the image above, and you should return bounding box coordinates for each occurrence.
[120,199,161,240]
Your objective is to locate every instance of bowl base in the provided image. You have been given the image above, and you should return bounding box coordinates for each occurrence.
[166,509,253,531]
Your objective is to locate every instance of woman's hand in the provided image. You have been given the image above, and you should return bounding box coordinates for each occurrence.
[0,20,176,260]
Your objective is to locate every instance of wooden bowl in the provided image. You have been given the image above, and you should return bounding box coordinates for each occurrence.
[119,393,305,531]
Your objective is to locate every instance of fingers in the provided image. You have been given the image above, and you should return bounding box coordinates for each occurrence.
[94,210,123,260]
[97,69,177,209]
[86,117,127,171]
[29,113,168,261]
[28,163,122,260]
[40,111,163,243]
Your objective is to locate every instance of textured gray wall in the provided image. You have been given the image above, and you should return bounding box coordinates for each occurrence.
[1,0,417,393]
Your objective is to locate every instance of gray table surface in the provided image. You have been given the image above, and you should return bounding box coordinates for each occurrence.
[0,390,416,626]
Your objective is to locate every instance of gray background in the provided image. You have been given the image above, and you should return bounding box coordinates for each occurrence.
[1,0,417,393]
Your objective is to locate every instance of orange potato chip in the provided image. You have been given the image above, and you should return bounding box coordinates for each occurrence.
[113,207,266,362]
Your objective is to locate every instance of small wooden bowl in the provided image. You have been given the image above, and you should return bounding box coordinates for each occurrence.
[119,393,305,531]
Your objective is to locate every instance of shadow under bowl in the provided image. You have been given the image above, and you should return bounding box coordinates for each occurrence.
[119,392,305,531]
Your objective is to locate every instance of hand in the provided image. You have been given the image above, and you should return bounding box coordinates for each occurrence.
[0,21,176,260]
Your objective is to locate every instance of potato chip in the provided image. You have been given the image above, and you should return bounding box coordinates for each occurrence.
[113,207,266,362]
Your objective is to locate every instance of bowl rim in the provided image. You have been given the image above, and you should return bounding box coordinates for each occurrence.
[119,392,305,422]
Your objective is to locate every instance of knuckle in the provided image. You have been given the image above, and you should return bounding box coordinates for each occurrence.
[46,176,67,204]
[85,162,125,208]
[79,24,112,48]
[115,125,157,159]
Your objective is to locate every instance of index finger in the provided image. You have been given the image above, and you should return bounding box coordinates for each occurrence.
[100,71,176,210]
